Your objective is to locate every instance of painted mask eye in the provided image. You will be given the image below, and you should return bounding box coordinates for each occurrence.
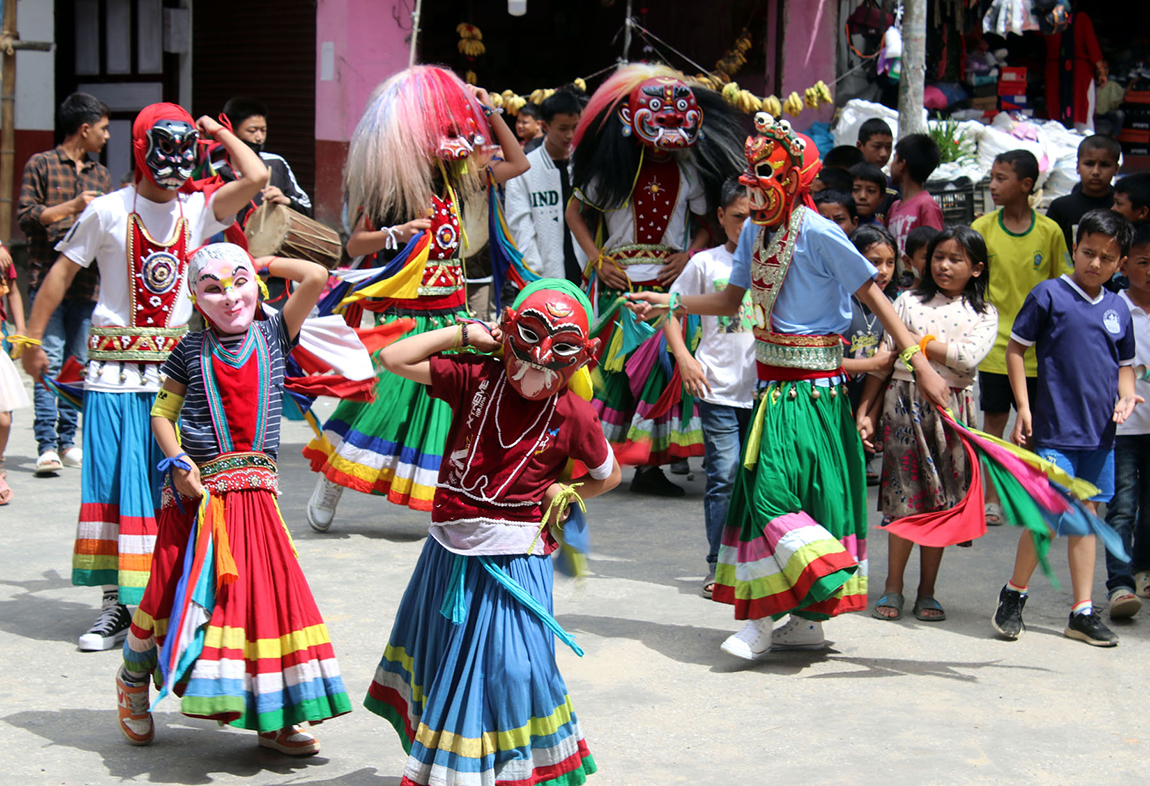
[517,323,540,344]
[676,99,688,111]
[648,98,661,111]
[552,342,581,357]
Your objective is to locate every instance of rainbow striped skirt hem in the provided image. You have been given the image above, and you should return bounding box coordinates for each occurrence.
[365,538,596,786]
[123,486,351,731]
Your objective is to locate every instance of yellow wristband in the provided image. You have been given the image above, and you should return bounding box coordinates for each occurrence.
[899,344,922,371]
[151,389,185,421]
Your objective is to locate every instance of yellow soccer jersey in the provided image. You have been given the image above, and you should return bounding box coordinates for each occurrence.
[972,209,1071,376]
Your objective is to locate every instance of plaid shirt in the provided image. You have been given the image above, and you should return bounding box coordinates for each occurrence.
[17,146,112,301]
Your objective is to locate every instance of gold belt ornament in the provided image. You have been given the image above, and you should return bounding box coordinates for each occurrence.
[88,325,187,362]
[754,332,844,371]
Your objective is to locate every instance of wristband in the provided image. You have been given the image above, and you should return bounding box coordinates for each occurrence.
[668,292,681,315]
[151,389,186,421]
[481,105,504,116]
[899,344,922,371]
[461,321,470,349]
[918,334,936,355]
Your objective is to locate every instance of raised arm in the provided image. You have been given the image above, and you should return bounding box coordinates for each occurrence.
[470,86,529,185]
[379,323,502,385]
[200,115,269,220]
[258,256,329,340]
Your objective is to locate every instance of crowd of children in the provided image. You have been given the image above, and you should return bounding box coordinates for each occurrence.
[3,62,1150,785]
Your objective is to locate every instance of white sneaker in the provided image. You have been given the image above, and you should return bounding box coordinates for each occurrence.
[61,446,83,468]
[307,476,344,532]
[720,618,774,660]
[770,616,827,651]
[78,598,132,651]
[35,450,62,475]
[1135,571,1150,600]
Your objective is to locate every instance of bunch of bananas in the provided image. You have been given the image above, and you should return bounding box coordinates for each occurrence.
[761,95,783,118]
[715,29,753,77]
[803,80,833,110]
[528,88,556,105]
[456,23,486,58]
[782,91,805,116]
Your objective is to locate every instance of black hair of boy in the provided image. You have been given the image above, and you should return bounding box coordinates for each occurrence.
[517,103,543,121]
[849,162,887,191]
[814,188,858,222]
[58,92,110,136]
[1076,208,1135,256]
[857,118,893,145]
[1115,173,1150,214]
[222,96,268,126]
[904,225,941,261]
[894,133,941,185]
[816,167,853,193]
[913,225,991,313]
[994,149,1040,195]
[541,89,583,123]
[1079,134,1121,163]
[1132,222,1150,251]
[848,222,896,258]
[719,176,747,209]
[823,145,866,170]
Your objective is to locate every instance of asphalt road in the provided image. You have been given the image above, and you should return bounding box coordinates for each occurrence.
[2,395,1147,785]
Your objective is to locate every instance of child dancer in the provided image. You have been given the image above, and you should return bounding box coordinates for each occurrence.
[365,279,621,785]
[304,66,528,529]
[859,227,998,621]
[0,257,30,502]
[116,245,351,754]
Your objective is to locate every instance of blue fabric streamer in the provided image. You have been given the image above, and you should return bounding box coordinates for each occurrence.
[156,453,193,514]
[1044,486,1130,562]
[477,556,584,656]
[439,552,469,625]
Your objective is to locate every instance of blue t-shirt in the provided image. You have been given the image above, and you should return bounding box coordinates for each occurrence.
[1010,275,1136,451]
[163,310,297,462]
[731,210,878,336]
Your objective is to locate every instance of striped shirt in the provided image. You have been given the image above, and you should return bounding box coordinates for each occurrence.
[163,310,295,463]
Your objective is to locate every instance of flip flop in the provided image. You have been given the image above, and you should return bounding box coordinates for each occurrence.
[702,581,715,599]
[913,596,946,622]
[985,502,1004,526]
[0,475,12,505]
[872,592,904,620]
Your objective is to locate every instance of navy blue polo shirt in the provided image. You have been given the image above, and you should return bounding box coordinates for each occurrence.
[1010,275,1135,451]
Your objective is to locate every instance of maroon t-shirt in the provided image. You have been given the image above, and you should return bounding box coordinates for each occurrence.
[427,355,613,555]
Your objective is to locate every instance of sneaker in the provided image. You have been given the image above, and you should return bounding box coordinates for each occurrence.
[1135,570,1150,599]
[116,667,154,745]
[1064,609,1119,647]
[35,450,62,475]
[991,585,1027,640]
[719,618,773,660]
[1108,587,1142,620]
[61,446,83,468]
[78,598,132,651]
[307,476,344,532]
[669,459,690,476]
[258,725,320,756]
[629,466,685,498]
[770,616,827,651]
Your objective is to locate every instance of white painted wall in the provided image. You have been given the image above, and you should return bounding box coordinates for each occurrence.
[14,0,55,131]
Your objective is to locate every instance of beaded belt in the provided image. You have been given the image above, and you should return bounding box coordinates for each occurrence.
[418,257,464,297]
[753,332,843,371]
[607,243,673,267]
[88,325,186,362]
[161,451,279,508]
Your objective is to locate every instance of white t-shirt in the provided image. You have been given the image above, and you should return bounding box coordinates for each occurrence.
[1118,290,1150,436]
[669,245,756,408]
[579,159,706,282]
[55,186,231,392]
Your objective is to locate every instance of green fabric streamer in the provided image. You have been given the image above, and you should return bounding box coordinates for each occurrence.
[980,457,1057,586]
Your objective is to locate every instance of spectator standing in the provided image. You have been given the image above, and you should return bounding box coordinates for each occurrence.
[16,93,112,475]
[1046,135,1120,250]
[885,134,944,256]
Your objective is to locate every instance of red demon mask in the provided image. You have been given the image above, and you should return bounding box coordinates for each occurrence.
[619,77,702,151]
[501,285,598,401]
[739,114,819,228]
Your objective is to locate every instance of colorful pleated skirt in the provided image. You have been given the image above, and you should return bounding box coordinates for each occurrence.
[366,537,595,786]
[123,461,351,732]
[591,285,702,466]
[72,390,163,605]
[713,378,868,621]
[304,308,465,512]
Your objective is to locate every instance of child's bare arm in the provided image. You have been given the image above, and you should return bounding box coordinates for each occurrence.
[856,280,949,408]
[6,277,25,335]
[542,459,623,527]
[1006,340,1032,445]
[258,256,328,340]
[1114,365,1145,424]
[379,323,502,385]
[663,313,711,398]
[151,379,202,498]
[346,218,432,258]
[856,372,888,451]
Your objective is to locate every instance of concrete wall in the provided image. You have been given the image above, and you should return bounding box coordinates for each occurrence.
[314,0,410,227]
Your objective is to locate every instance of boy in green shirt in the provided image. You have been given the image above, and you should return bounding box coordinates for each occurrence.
[973,150,1071,447]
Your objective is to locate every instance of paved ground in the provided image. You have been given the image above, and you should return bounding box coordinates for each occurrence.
[2,390,1148,785]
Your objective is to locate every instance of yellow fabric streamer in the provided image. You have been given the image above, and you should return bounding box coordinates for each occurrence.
[151,389,185,421]
[742,386,770,470]
[7,334,41,360]
[527,482,587,556]
[568,366,593,402]
[343,241,429,303]
[965,424,1102,501]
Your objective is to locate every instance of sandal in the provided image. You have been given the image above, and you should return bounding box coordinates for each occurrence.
[0,475,12,505]
[702,569,716,599]
[985,502,1004,526]
[913,596,946,622]
[872,591,904,620]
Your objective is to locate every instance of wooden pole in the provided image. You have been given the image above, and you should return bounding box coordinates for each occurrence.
[897,0,927,137]
[0,2,52,243]
[620,0,633,64]
[408,0,423,68]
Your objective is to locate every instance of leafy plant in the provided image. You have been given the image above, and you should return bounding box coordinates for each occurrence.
[928,115,976,165]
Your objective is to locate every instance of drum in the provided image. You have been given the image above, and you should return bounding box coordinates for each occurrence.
[244,202,343,269]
